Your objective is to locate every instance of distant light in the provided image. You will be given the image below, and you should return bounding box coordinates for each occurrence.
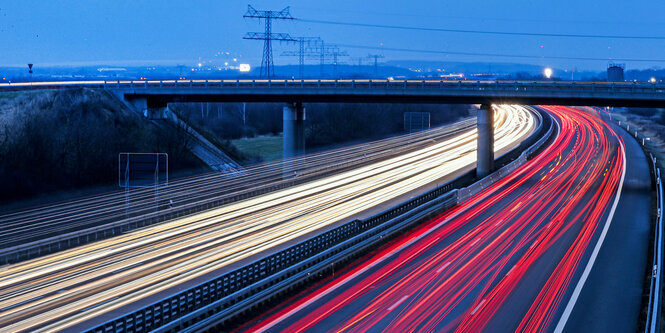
[649,77,657,83]
[544,67,553,79]
[233,58,237,62]
[224,62,229,66]
[198,63,202,67]
[239,64,251,72]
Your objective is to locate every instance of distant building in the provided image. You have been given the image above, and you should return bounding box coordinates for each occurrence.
[607,64,625,82]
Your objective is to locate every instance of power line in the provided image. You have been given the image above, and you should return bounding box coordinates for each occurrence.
[297,6,665,27]
[281,37,321,78]
[297,18,665,40]
[243,6,296,78]
[368,54,384,75]
[336,43,665,63]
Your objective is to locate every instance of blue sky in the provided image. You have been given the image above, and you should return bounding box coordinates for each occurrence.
[1,0,664,70]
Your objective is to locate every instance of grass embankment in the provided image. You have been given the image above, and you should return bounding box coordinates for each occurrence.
[611,110,665,171]
[231,135,283,162]
[0,88,203,206]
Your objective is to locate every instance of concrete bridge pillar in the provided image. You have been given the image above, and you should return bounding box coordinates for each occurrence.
[283,102,306,159]
[477,104,494,178]
[283,102,306,178]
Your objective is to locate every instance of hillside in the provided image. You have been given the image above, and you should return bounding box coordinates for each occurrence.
[0,88,204,205]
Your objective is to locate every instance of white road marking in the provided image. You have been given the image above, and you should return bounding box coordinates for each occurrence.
[255,195,481,332]
[553,137,626,333]
[436,262,452,273]
[505,264,517,277]
[471,298,487,315]
[387,295,410,311]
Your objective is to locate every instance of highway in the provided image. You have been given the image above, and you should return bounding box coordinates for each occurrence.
[245,105,649,332]
[0,116,478,250]
[0,105,535,332]
[559,110,651,332]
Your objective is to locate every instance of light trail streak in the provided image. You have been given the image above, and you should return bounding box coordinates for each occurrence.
[0,106,534,331]
[0,119,477,246]
[246,106,626,332]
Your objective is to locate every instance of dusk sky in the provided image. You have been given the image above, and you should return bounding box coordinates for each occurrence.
[1,0,665,70]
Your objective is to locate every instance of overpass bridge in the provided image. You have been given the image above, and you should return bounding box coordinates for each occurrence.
[3,79,664,176]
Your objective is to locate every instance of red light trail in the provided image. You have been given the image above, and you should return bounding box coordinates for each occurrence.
[244,106,626,332]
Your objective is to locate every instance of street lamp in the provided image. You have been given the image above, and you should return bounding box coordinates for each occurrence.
[649,77,656,83]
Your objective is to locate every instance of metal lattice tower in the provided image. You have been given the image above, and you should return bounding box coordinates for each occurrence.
[281,37,321,78]
[283,40,348,78]
[309,41,348,77]
[243,5,295,78]
[368,54,385,76]
[329,47,349,77]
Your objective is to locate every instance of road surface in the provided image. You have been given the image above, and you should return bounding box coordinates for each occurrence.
[0,106,535,332]
[245,105,649,333]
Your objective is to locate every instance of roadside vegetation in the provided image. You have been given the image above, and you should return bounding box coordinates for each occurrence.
[0,91,473,206]
[0,88,203,205]
[231,135,283,162]
[615,108,665,171]
[174,102,473,158]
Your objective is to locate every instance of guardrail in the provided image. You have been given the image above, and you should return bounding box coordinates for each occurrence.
[608,113,662,333]
[1,79,664,97]
[86,107,554,333]
[86,181,462,333]
[645,152,663,333]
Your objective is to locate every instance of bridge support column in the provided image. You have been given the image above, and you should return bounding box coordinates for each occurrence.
[283,102,306,177]
[477,104,494,178]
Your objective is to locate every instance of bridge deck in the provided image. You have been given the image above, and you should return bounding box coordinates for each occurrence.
[2,79,664,107]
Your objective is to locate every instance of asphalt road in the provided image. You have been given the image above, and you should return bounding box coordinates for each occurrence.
[245,106,650,333]
[0,106,535,332]
[559,115,651,332]
[0,118,477,249]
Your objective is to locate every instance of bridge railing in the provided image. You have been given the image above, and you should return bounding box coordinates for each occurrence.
[1,79,664,96]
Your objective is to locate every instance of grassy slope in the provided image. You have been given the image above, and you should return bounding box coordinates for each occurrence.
[231,134,283,162]
[611,110,665,171]
[0,88,205,208]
